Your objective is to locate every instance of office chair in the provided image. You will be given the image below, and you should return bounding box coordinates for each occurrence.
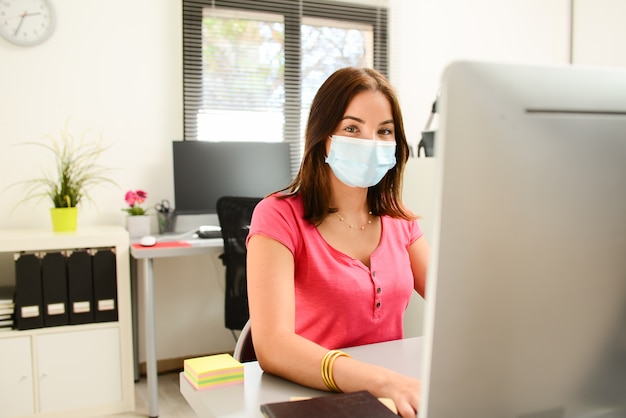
[216,196,262,338]
[233,319,257,362]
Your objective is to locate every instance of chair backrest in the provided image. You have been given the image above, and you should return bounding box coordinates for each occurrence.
[233,319,257,362]
[216,196,262,331]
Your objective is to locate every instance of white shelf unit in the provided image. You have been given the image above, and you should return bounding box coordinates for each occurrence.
[0,226,135,418]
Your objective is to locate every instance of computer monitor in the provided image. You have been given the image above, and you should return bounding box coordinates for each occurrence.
[172,141,292,214]
[421,61,626,418]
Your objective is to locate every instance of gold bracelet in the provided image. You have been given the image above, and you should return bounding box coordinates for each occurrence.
[321,351,336,391]
[320,350,351,392]
[321,350,341,392]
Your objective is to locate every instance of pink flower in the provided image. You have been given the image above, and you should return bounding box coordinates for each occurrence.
[136,190,147,201]
[123,189,148,215]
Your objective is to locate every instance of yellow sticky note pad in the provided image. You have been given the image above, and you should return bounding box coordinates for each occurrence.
[184,353,244,390]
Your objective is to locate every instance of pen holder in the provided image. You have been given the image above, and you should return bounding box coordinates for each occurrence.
[157,211,177,234]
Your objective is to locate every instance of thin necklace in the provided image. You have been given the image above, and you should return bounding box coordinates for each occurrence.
[334,211,373,230]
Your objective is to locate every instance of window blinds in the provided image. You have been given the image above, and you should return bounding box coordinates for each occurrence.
[183,0,388,174]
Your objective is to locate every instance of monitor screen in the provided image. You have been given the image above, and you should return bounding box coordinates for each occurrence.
[421,61,626,417]
[172,141,292,214]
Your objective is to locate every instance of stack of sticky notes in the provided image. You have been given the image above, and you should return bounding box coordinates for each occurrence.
[183,353,244,390]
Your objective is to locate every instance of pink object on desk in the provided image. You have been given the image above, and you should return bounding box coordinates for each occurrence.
[131,241,192,249]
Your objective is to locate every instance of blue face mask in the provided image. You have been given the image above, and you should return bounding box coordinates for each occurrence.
[325,135,397,188]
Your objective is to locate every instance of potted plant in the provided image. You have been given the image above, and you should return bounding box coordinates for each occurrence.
[122,189,151,237]
[12,120,116,232]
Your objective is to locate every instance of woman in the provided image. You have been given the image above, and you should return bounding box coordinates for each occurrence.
[246,67,429,417]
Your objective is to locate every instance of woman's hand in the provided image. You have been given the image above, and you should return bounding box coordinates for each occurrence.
[381,371,420,418]
[332,357,420,418]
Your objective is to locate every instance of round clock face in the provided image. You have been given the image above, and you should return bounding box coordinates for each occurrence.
[0,0,56,47]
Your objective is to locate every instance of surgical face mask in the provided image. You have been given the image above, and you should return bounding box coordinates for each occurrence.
[325,135,397,188]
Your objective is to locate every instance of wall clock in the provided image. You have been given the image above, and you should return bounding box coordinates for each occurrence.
[0,0,56,47]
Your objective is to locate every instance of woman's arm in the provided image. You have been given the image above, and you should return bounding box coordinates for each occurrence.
[246,233,330,388]
[247,234,420,418]
[409,237,430,298]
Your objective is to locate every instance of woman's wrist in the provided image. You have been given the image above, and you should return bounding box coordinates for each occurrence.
[364,364,397,398]
[329,356,395,397]
[321,350,351,392]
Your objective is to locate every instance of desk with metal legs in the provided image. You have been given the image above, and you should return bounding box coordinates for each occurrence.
[180,337,423,418]
[130,238,223,418]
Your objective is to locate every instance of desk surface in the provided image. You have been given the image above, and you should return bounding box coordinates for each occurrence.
[180,337,423,418]
[129,236,222,258]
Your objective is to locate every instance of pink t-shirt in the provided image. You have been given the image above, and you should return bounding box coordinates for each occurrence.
[247,193,423,349]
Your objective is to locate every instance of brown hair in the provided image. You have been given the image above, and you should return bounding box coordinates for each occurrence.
[282,67,414,225]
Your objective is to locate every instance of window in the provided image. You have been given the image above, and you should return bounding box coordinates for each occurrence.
[183,0,388,173]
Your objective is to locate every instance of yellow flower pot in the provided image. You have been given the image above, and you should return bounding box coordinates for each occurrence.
[50,207,78,232]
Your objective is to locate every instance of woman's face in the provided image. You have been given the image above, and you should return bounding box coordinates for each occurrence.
[326,90,395,153]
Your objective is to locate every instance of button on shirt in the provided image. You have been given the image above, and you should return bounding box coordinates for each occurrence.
[247,194,423,349]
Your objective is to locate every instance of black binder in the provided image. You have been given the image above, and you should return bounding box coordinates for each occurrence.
[92,248,118,322]
[41,251,69,327]
[14,252,44,330]
[67,250,95,325]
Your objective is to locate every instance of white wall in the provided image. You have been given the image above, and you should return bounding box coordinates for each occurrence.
[389,0,571,153]
[0,0,181,231]
[1,0,625,361]
[573,0,626,67]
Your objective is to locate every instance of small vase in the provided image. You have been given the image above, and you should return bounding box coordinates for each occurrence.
[50,207,78,232]
[126,215,151,238]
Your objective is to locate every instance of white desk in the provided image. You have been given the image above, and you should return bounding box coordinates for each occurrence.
[130,236,223,418]
[180,337,423,418]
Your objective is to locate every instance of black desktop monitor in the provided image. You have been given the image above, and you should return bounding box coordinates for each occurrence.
[421,61,626,417]
[172,141,292,214]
